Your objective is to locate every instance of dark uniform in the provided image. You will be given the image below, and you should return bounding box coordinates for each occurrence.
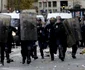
[0,43,5,65]
[20,12,37,64]
[45,18,57,61]
[0,20,7,65]
[6,26,16,63]
[37,19,47,59]
[81,24,85,47]
[0,14,11,65]
[64,18,82,59]
[71,18,82,58]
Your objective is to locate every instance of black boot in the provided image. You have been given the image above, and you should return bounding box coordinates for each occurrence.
[22,57,26,64]
[34,56,38,60]
[72,53,76,59]
[72,44,77,59]
[27,59,31,64]
[7,59,14,63]
[51,53,54,61]
[1,61,4,66]
[72,55,76,59]
[60,57,64,61]
[22,59,25,64]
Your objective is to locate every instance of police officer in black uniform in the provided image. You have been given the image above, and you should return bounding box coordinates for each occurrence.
[37,18,47,59]
[20,12,38,64]
[54,16,67,61]
[6,26,16,63]
[45,18,57,61]
[0,20,7,65]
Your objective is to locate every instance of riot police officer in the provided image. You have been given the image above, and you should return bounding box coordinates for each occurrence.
[63,17,82,59]
[54,16,67,61]
[45,17,57,61]
[20,11,38,64]
[37,18,47,59]
[0,14,11,66]
[0,21,5,65]
[6,26,16,63]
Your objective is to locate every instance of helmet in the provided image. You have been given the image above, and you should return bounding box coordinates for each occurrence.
[50,17,55,23]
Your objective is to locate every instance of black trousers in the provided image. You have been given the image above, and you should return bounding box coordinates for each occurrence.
[38,41,44,58]
[30,41,37,57]
[21,40,35,61]
[58,45,67,59]
[0,42,5,63]
[49,41,57,60]
[5,42,13,61]
[72,44,78,56]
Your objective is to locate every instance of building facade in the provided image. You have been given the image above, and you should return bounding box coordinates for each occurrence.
[38,0,85,14]
[0,0,85,13]
[0,0,7,12]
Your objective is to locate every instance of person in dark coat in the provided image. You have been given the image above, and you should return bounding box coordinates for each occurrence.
[0,42,5,66]
[37,18,47,59]
[81,23,85,47]
[54,16,67,61]
[45,17,57,61]
[71,18,82,59]
[6,26,17,63]
[20,12,38,64]
[64,17,82,59]
[79,17,85,47]
[0,20,8,65]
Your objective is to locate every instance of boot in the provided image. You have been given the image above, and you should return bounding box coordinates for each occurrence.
[51,53,54,61]
[7,59,14,63]
[22,57,26,64]
[72,55,76,59]
[1,61,4,66]
[27,59,31,64]
[34,56,38,60]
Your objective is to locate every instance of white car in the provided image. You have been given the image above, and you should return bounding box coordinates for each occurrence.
[36,15,45,22]
[47,13,72,19]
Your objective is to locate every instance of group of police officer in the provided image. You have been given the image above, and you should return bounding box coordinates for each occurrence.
[0,11,83,66]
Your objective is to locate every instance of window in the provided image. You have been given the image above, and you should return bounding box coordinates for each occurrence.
[43,2,47,7]
[53,9,57,12]
[53,1,57,7]
[60,1,68,6]
[48,1,51,7]
[39,2,42,7]
[49,9,52,13]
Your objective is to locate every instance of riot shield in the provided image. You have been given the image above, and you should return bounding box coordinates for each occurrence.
[63,18,82,47]
[63,19,76,47]
[20,12,37,40]
[0,14,11,43]
[71,18,82,41]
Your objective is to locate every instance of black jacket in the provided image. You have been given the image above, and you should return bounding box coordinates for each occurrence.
[37,24,45,41]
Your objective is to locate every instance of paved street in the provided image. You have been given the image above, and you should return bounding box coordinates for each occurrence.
[0,47,85,70]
